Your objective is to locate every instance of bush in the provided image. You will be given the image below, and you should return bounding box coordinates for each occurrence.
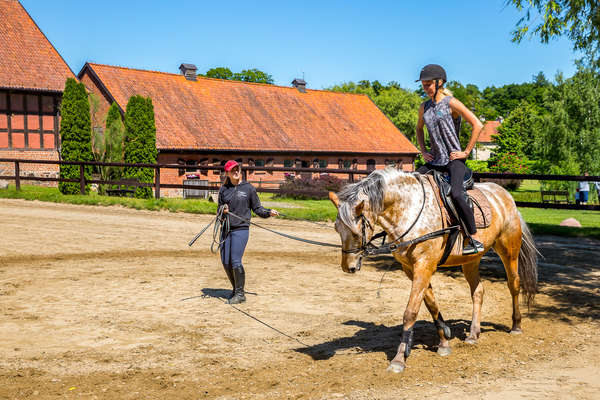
[276,174,345,199]
[59,78,94,194]
[123,96,157,199]
[465,159,490,172]
[487,153,530,190]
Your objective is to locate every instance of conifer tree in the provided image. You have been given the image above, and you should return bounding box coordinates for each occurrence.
[123,95,157,198]
[59,78,94,194]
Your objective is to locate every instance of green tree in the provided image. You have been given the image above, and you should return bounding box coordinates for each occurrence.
[123,96,157,199]
[232,68,274,84]
[203,67,233,80]
[508,0,600,66]
[492,101,540,159]
[59,78,94,194]
[92,102,125,193]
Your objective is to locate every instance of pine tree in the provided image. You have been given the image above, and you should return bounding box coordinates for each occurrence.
[123,95,157,198]
[59,78,94,194]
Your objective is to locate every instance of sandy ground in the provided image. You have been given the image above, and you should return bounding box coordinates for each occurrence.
[0,198,598,400]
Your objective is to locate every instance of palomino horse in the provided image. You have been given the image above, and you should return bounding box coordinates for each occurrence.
[329,167,538,373]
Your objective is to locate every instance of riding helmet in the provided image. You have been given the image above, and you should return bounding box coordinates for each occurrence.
[416,64,447,82]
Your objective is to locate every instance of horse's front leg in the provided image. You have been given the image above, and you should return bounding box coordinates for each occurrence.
[388,263,435,373]
[403,269,452,356]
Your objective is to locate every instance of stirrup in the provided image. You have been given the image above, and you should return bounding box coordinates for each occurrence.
[462,238,484,255]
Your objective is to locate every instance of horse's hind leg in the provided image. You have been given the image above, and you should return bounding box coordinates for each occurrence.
[494,236,522,334]
[462,259,484,344]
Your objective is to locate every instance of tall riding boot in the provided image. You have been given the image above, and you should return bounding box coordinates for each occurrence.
[223,264,235,299]
[227,267,246,304]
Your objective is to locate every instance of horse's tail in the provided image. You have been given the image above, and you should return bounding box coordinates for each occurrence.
[518,211,539,308]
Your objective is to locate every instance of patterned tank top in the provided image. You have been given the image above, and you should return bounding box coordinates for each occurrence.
[422,96,462,166]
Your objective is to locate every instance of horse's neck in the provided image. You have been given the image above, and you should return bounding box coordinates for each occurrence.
[376,175,430,240]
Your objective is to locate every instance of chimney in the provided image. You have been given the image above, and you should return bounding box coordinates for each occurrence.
[292,78,307,93]
[179,63,198,81]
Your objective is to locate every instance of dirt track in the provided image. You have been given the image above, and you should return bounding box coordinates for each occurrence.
[0,198,599,399]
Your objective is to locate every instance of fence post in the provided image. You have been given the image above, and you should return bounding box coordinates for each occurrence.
[79,164,85,195]
[155,166,161,199]
[15,161,20,191]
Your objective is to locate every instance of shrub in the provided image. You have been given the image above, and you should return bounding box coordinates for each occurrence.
[276,174,345,199]
[123,96,157,199]
[465,159,489,172]
[487,153,530,190]
[59,78,94,194]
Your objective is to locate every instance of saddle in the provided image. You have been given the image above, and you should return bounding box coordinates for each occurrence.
[423,170,492,263]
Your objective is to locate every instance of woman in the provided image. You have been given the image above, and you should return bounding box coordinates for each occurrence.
[415,64,484,255]
[218,160,279,304]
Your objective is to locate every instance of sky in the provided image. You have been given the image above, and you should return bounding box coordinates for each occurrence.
[21,0,579,91]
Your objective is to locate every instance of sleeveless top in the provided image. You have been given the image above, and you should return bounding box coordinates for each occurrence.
[422,96,462,166]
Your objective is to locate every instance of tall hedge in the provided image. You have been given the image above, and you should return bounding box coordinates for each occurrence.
[123,95,157,198]
[59,78,94,194]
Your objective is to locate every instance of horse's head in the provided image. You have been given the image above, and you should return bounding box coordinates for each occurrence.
[329,191,376,273]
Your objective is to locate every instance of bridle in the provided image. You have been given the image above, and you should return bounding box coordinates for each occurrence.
[341,174,427,258]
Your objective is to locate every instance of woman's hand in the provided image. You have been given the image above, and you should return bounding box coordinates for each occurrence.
[422,152,434,162]
[270,209,279,217]
[222,204,229,214]
[449,151,468,161]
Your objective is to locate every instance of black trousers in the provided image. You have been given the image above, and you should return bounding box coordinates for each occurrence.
[417,160,477,235]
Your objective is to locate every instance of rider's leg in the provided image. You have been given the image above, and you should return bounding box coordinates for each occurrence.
[448,160,483,254]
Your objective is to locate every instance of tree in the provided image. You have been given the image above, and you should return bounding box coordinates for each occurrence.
[123,96,157,199]
[59,78,94,194]
[492,101,539,159]
[508,0,600,66]
[232,68,274,84]
[203,67,233,80]
[92,102,125,193]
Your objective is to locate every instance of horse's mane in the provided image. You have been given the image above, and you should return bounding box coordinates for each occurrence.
[337,167,408,232]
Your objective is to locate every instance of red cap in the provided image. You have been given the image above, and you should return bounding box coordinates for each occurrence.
[224,160,239,172]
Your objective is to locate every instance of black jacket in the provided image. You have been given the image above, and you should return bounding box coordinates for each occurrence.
[218,181,271,230]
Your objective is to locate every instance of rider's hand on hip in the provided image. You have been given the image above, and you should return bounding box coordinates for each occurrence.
[449,151,468,160]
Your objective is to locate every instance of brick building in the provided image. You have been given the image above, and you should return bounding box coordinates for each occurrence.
[0,0,75,179]
[79,63,419,196]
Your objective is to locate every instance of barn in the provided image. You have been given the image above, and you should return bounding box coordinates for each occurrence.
[78,62,419,195]
[0,0,75,178]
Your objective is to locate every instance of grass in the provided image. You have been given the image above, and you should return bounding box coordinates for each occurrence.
[1,184,598,239]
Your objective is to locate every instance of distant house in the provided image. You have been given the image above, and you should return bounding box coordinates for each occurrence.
[0,0,75,178]
[473,120,500,161]
[78,63,419,196]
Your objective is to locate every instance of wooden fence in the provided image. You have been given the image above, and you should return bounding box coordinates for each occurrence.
[1,158,599,211]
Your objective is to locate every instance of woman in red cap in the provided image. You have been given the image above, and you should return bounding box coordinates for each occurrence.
[218,160,279,304]
[415,64,484,254]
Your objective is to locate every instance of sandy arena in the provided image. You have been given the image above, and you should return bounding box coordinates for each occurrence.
[0,198,599,399]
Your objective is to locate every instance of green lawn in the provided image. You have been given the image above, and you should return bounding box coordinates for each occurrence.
[1,185,598,239]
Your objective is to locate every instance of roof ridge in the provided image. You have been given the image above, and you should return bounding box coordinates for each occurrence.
[86,62,369,97]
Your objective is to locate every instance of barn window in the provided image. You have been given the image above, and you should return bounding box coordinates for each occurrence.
[367,159,376,171]
[283,160,293,168]
[254,159,265,167]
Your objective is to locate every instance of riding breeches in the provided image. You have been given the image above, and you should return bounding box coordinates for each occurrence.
[220,228,249,270]
[417,160,477,235]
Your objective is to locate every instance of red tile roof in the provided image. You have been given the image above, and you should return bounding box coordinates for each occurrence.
[478,121,501,143]
[80,63,419,154]
[0,0,74,92]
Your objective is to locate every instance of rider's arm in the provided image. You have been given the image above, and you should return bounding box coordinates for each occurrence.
[416,103,433,162]
[449,98,483,159]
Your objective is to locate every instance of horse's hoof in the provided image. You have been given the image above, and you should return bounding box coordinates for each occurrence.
[387,361,405,373]
[510,329,523,335]
[465,337,478,345]
[437,346,451,356]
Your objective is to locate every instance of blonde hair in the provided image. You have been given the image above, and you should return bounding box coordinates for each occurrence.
[437,79,453,96]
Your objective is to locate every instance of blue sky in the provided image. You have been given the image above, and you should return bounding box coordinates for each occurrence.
[22,0,578,91]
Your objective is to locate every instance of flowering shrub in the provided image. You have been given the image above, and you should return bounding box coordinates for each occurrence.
[277,174,345,199]
[489,153,530,174]
[487,153,529,191]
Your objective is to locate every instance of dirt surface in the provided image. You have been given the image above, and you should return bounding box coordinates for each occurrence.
[0,198,598,400]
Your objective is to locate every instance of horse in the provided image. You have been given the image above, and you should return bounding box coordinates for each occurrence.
[328,167,538,373]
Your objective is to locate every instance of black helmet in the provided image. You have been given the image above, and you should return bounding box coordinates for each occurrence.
[416,64,447,82]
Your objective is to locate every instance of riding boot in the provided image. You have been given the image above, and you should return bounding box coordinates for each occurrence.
[227,267,246,304]
[462,237,484,255]
[223,264,235,299]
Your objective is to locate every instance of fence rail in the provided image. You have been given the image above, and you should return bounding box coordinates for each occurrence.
[1,158,599,210]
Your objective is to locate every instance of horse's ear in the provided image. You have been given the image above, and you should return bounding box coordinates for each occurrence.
[329,192,340,208]
[354,200,364,217]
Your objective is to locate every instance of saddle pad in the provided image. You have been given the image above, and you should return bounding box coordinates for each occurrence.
[424,175,492,229]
